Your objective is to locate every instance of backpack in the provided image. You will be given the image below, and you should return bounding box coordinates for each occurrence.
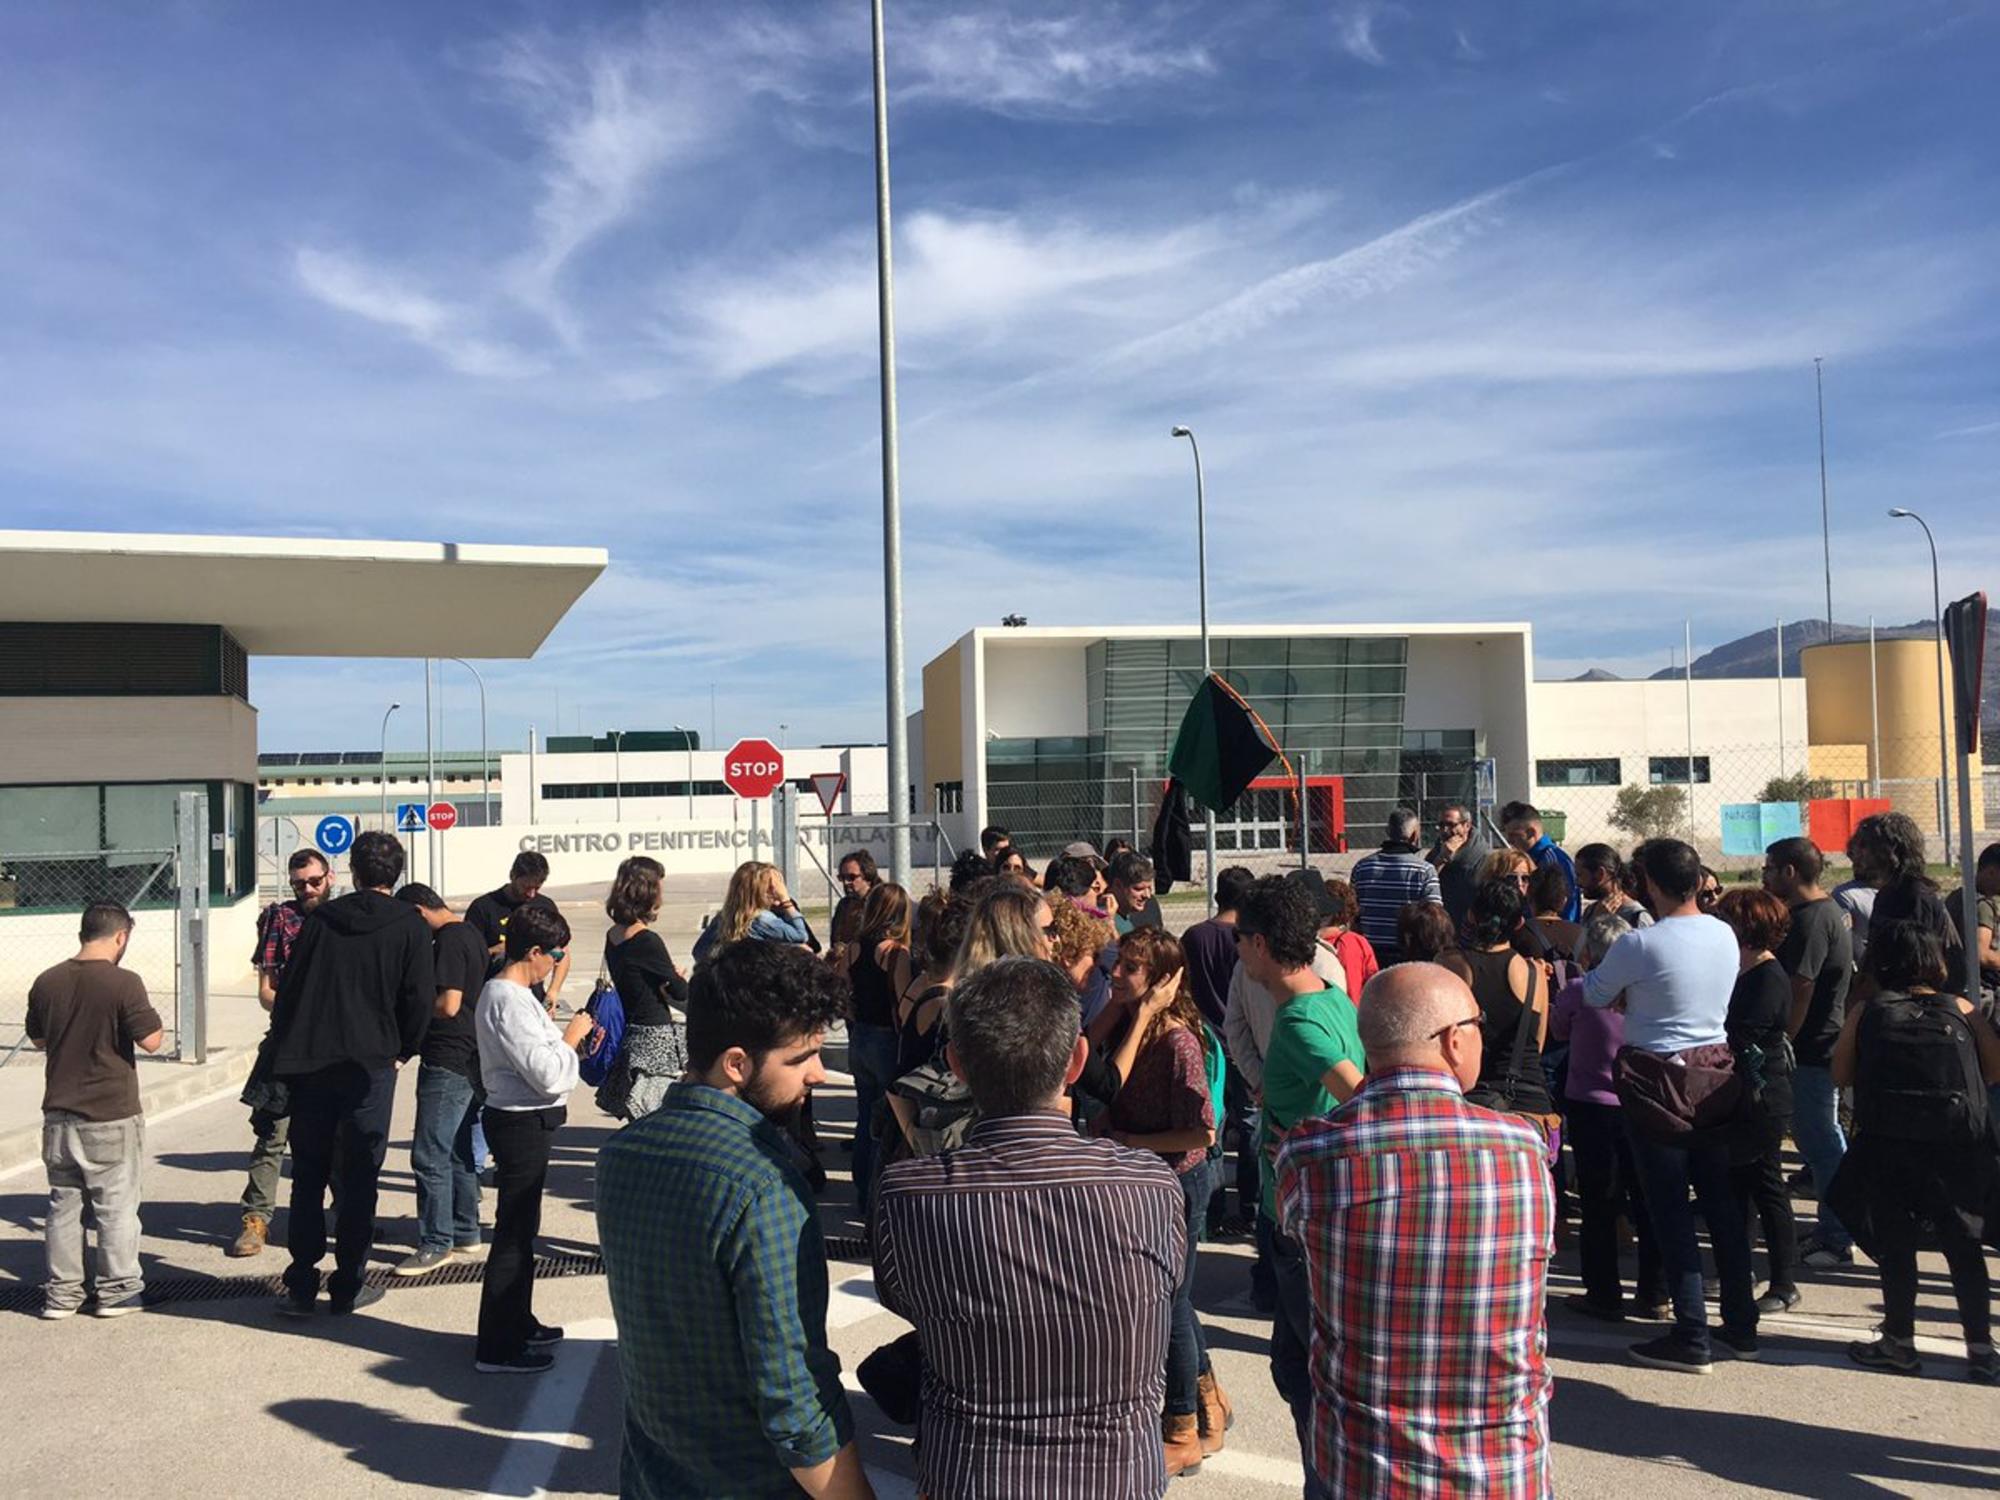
[1855,994,1989,1145]
[578,975,628,1089]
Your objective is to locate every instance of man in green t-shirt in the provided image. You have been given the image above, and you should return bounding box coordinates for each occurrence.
[1236,875,1363,1497]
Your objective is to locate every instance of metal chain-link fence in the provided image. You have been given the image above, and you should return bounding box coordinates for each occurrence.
[1,846,181,1065]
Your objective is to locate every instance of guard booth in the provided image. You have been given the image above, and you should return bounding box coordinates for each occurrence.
[0,529,604,1063]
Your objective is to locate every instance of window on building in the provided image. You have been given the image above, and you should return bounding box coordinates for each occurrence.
[1649,756,1710,785]
[1536,758,1621,787]
[934,781,964,814]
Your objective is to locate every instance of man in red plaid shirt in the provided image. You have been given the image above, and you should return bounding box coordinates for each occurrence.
[1277,963,1554,1498]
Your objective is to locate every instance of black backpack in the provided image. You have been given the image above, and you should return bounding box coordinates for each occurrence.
[1855,994,1989,1145]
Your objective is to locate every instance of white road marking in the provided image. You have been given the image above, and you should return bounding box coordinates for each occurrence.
[473,1316,618,1498]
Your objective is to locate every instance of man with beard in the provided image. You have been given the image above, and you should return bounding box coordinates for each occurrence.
[597,941,871,1500]
[229,847,336,1259]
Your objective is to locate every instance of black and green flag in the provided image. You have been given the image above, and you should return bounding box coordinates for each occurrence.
[1167,674,1282,813]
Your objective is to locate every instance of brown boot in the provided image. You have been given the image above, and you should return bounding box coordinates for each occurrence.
[1196,1370,1233,1455]
[1163,1412,1204,1477]
[228,1214,269,1258]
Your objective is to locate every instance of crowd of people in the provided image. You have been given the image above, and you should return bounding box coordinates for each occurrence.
[19,800,2000,1496]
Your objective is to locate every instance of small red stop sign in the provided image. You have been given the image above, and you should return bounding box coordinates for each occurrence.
[427,802,458,831]
[723,738,786,799]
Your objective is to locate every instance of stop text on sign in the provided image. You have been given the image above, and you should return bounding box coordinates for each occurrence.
[723,737,786,799]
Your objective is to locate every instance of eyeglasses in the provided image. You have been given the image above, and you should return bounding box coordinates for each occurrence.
[1432,1015,1482,1042]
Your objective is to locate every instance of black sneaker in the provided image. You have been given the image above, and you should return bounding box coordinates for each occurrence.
[1564,1295,1628,1323]
[1800,1241,1854,1270]
[328,1285,386,1316]
[275,1292,317,1319]
[1713,1327,1760,1361]
[476,1350,557,1375]
[1628,1335,1713,1375]
[526,1323,565,1348]
[1846,1336,1922,1375]
[1967,1348,1999,1385]
[1755,1286,1801,1315]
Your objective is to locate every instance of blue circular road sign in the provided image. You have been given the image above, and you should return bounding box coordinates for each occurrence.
[315,815,356,856]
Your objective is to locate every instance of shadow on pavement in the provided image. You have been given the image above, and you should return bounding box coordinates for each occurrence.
[1553,1375,2000,1495]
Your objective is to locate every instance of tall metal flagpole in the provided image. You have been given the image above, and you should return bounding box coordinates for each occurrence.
[872,0,911,885]
[1889,508,1952,839]
[1172,426,1216,916]
[1775,618,1785,779]
[1684,622,1696,841]
[424,658,437,884]
[1815,358,1833,642]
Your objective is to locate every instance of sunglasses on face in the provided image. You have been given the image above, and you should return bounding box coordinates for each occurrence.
[290,874,328,890]
[545,947,567,964]
[838,871,866,883]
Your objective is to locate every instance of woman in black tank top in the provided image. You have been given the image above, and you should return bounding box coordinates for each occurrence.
[1462,880,1552,1116]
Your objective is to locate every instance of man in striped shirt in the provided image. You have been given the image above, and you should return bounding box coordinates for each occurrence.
[873,957,1186,1498]
[1348,808,1443,963]
[1278,964,1554,1499]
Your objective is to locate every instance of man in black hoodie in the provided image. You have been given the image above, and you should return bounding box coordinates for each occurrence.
[271,831,434,1316]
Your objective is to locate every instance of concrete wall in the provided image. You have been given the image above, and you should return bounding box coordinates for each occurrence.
[919,637,967,806]
[496,745,889,825]
[1528,677,1809,847]
[1,695,257,784]
[983,637,1091,740]
[1404,632,1535,804]
[426,814,945,903]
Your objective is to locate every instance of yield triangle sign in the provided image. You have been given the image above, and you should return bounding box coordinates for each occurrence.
[809,772,846,816]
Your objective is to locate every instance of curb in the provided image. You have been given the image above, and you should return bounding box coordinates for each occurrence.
[0,1047,257,1176]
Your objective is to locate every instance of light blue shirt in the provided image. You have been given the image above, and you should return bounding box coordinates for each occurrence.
[1582,913,1736,1055]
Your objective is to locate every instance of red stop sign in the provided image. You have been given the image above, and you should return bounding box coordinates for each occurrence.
[723,738,786,799]
[427,801,459,831]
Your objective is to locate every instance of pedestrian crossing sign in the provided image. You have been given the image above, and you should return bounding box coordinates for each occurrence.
[396,803,428,833]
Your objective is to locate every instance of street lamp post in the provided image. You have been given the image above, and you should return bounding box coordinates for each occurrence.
[675,723,694,821]
[378,702,402,826]
[1887,508,1952,839]
[445,659,489,826]
[612,730,624,821]
[871,0,912,884]
[1170,424,1217,917]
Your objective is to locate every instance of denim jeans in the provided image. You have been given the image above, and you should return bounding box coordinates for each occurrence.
[1790,1065,1851,1251]
[1625,1119,1758,1354]
[1166,1155,1216,1416]
[846,1021,900,1215]
[283,1061,396,1304]
[1269,1227,1334,1500]
[43,1111,144,1309]
[411,1063,483,1253]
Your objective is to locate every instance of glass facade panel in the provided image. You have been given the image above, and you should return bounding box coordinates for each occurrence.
[991,636,1425,852]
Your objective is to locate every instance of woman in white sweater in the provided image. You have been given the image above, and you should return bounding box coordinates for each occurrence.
[474,903,592,1374]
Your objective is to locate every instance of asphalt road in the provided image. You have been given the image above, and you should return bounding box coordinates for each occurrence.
[2,1036,1996,1499]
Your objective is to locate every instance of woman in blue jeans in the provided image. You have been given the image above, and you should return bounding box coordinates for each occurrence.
[1101,928,1227,1476]
[845,882,910,1215]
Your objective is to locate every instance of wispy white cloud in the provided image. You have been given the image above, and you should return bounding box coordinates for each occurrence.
[1935,418,2000,439]
[1333,3,1391,66]
[292,249,544,378]
[678,209,1222,381]
[893,12,1214,113]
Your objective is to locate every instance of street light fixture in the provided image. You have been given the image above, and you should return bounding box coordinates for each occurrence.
[1171,424,1216,917]
[378,702,402,825]
[445,659,489,826]
[1887,508,1952,838]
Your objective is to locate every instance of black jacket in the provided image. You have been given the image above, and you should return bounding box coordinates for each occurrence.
[269,890,434,1075]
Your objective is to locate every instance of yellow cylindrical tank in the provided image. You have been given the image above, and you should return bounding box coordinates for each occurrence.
[1801,639,1978,841]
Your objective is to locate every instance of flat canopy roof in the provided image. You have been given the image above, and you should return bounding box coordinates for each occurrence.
[0,530,606,657]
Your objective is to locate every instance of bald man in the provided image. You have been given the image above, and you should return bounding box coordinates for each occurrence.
[1276,966,1555,1499]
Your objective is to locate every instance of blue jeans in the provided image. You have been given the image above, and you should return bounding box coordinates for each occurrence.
[411,1064,482,1253]
[1270,1226,1334,1500]
[1167,1155,1216,1416]
[847,1022,900,1215]
[1791,1064,1852,1252]
[1625,1120,1758,1354]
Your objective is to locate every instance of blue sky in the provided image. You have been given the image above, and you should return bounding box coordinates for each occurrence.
[4,1,1997,752]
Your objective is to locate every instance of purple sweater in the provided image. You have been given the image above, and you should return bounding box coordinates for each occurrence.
[1548,975,1625,1107]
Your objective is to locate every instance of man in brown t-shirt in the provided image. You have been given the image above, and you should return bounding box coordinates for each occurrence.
[25,901,164,1319]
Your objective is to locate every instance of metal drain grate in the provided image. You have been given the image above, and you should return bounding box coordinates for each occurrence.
[0,1250,611,1315]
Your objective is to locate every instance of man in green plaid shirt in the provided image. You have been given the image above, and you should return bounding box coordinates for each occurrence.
[598,940,873,1500]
